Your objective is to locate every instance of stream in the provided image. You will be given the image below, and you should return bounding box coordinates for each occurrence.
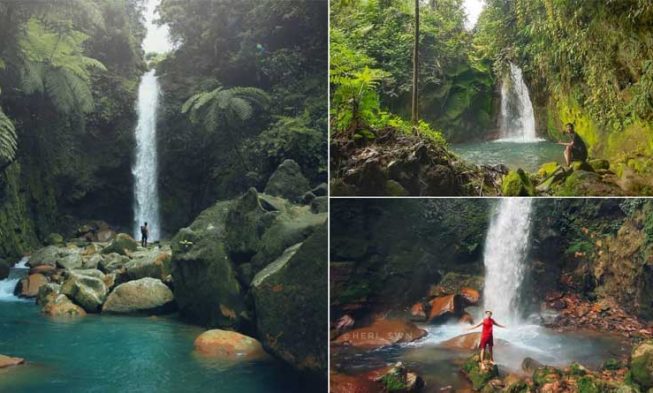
[451,140,562,172]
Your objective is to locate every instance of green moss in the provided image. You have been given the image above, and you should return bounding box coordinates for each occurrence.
[538,161,560,178]
[380,372,407,392]
[385,180,409,196]
[502,169,535,196]
[603,358,621,371]
[631,340,653,389]
[532,366,562,386]
[577,376,600,393]
[589,159,610,171]
[569,362,588,376]
[571,161,594,172]
[463,355,499,390]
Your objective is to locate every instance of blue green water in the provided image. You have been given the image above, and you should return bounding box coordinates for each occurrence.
[451,140,563,172]
[0,301,308,393]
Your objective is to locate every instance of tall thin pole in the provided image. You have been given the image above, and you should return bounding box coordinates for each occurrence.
[411,0,419,125]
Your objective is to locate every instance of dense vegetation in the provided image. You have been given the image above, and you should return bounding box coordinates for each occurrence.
[0,0,145,256]
[157,0,327,231]
[0,0,327,254]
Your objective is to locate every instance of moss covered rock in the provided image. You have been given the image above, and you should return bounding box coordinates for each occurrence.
[102,233,138,256]
[630,340,653,389]
[462,354,499,391]
[60,270,108,313]
[45,233,64,246]
[532,366,562,386]
[538,162,560,178]
[103,278,175,315]
[589,159,610,171]
[502,169,535,196]
[170,200,246,329]
[252,223,327,378]
[263,159,310,202]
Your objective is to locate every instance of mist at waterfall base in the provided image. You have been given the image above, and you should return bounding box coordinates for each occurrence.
[332,199,628,392]
[0,264,305,393]
[451,63,562,172]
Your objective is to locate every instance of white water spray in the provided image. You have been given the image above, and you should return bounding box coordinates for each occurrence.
[0,257,30,301]
[482,198,533,324]
[498,63,541,142]
[132,0,172,241]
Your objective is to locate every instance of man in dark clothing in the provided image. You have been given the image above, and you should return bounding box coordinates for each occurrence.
[140,222,149,247]
[558,123,588,166]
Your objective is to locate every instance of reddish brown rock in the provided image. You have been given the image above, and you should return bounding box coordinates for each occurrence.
[17,273,48,298]
[330,372,382,393]
[42,294,86,318]
[332,319,427,349]
[428,294,463,322]
[194,329,267,360]
[410,302,427,321]
[440,333,481,350]
[0,354,24,368]
[29,265,57,276]
[460,287,480,306]
[459,312,474,325]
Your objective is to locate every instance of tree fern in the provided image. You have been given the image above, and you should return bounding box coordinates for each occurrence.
[19,18,106,114]
[0,100,18,167]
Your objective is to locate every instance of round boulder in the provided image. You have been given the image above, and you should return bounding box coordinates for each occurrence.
[193,329,267,361]
[103,278,175,315]
[17,273,49,298]
[630,340,653,389]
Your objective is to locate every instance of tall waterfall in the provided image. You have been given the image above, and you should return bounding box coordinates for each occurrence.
[498,63,540,142]
[132,0,171,241]
[482,198,533,324]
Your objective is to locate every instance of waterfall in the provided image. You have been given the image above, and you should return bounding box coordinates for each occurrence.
[0,257,30,301]
[498,63,540,142]
[132,0,171,241]
[482,198,533,324]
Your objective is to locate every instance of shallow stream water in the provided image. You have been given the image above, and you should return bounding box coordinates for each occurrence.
[451,140,563,172]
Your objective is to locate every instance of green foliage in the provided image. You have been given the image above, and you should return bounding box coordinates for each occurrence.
[380,372,407,392]
[19,18,107,114]
[331,0,495,141]
[0,100,17,166]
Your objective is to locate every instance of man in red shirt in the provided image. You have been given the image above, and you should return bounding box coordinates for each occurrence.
[467,310,507,369]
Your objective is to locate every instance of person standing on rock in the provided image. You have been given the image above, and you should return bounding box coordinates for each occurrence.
[466,310,506,370]
[140,222,149,248]
[557,123,588,166]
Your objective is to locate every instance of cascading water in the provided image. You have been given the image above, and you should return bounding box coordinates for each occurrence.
[131,0,172,241]
[482,198,533,324]
[498,63,540,142]
[0,257,30,301]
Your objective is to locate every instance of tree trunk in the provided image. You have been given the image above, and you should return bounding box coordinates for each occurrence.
[411,0,420,125]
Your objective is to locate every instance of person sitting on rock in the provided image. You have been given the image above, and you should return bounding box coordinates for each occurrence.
[557,123,588,166]
[466,310,506,370]
[140,222,149,248]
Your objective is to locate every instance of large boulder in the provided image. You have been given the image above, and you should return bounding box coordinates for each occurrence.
[60,270,108,312]
[36,283,61,306]
[252,224,327,377]
[330,372,382,393]
[102,233,138,256]
[171,200,247,329]
[42,294,86,317]
[225,188,326,272]
[193,329,267,361]
[332,318,427,349]
[462,354,499,391]
[16,273,48,298]
[103,278,175,314]
[630,340,653,389]
[427,294,464,322]
[98,253,130,273]
[263,159,310,202]
[118,247,172,283]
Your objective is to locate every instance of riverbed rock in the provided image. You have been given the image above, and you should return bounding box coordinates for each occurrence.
[263,159,310,202]
[330,372,382,393]
[103,278,174,314]
[42,294,86,317]
[193,329,267,360]
[502,169,535,196]
[459,312,474,325]
[45,233,64,245]
[28,246,61,267]
[171,200,247,329]
[522,357,544,374]
[61,270,108,312]
[16,273,48,298]
[440,333,481,350]
[29,265,56,277]
[0,355,24,368]
[56,251,83,270]
[98,253,130,273]
[427,294,463,322]
[119,247,172,283]
[36,283,60,306]
[630,340,653,389]
[362,362,424,393]
[460,287,480,306]
[409,302,427,321]
[333,319,427,349]
[252,223,327,376]
[102,233,138,256]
